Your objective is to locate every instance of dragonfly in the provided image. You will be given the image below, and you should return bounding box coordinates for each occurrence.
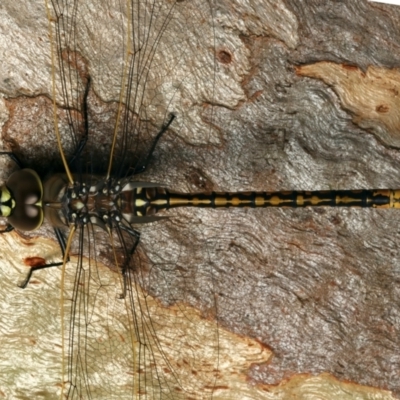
[1,0,400,399]
[1,0,223,398]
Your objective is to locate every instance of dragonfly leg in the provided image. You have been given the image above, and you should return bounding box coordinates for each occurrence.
[69,76,91,164]
[133,113,176,175]
[18,227,69,288]
[0,152,24,169]
[118,225,141,299]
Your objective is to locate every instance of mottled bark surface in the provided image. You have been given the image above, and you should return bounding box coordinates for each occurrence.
[0,0,399,399]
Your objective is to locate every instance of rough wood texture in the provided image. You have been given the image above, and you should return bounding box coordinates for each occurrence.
[0,0,399,399]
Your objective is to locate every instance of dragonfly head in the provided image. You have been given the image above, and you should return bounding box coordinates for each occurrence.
[0,169,44,231]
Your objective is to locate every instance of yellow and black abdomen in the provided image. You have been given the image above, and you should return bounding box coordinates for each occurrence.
[130,188,400,216]
[228,189,400,208]
[166,189,400,209]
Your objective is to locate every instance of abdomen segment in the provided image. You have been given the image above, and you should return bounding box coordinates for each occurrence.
[128,187,400,218]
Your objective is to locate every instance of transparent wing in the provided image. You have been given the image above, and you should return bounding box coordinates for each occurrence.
[63,221,220,399]
[47,0,219,398]
[49,0,216,175]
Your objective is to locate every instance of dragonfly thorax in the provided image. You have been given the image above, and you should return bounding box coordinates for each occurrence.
[42,174,168,231]
[67,179,123,229]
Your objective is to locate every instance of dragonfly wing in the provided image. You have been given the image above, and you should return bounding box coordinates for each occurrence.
[63,218,220,398]
[48,0,220,398]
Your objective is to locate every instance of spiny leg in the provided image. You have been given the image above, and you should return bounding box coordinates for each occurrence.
[132,113,175,175]
[68,76,91,165]
[18,227,70,288]
[117,224,141,299]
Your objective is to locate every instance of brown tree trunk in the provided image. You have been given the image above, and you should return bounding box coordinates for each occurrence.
[0,0,399,398]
